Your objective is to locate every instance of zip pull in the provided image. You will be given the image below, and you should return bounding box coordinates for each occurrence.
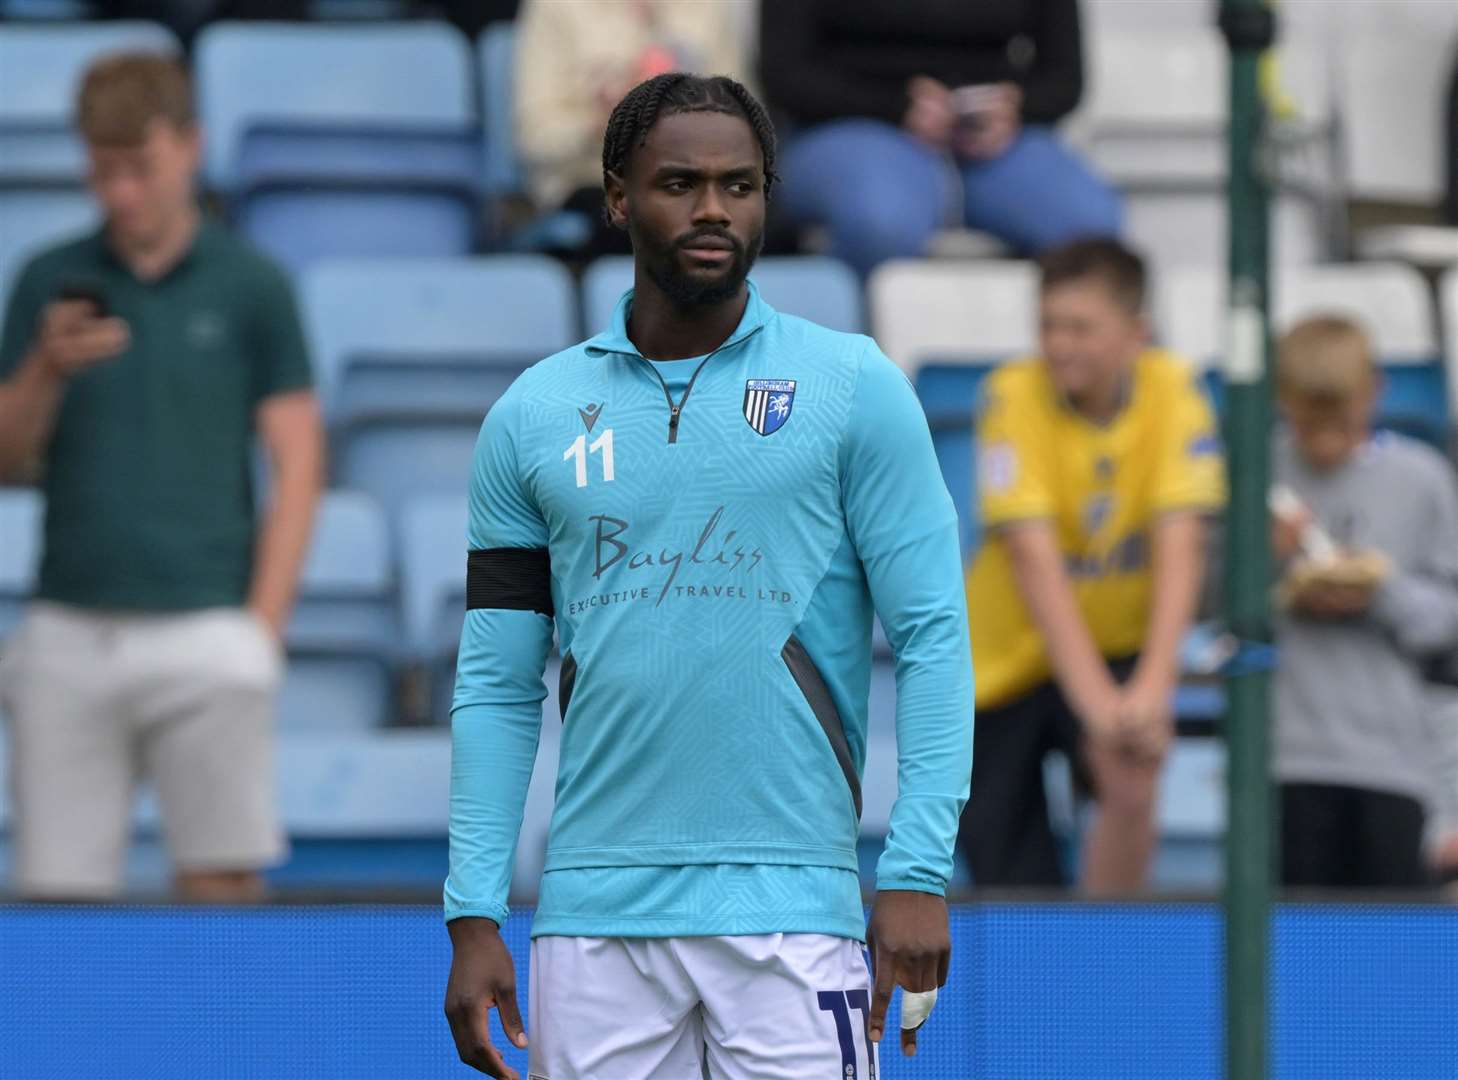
[668,405,681,444]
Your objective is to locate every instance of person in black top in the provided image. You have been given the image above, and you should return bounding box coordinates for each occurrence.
[760,0,1120,275]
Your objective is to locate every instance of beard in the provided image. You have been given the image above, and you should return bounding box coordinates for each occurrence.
[633,221,764,307]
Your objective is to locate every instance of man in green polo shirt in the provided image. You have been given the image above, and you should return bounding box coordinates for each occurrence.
[0,53,322,900]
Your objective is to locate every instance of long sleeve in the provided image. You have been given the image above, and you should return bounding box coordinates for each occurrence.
[443,386,555,925]
[1370,463,1458,657]
[1020,0,1085,124]
[759,2,910,127]
[841,343,974,895]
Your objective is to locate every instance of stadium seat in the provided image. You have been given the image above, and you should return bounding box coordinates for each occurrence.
[0,188,97,310]
[581,255,865,335]
[1159,263,1446,443]
[868,259,1039,553]
[0,488,42,642]
[302,256,575,517]
[1441,269,1458,429]
[0,21,178,186]
[278,490,398,731]
[1337,27,1452,207]
[398,492,466,724]
[193,22,480,273]
[1078,27,1333,273]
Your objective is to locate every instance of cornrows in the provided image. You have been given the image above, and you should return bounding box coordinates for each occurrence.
[601,72,778,200]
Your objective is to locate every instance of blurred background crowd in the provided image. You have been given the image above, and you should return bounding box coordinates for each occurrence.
[2,0,1458,905]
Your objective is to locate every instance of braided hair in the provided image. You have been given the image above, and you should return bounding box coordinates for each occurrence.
[601,73,778,200]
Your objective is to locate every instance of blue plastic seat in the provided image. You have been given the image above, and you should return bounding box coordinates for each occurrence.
[912,358,999,556]
[582,255,865,335]
[301,256,576,518]
[399,492,570,726]
[278,490,398,731]
[0,488,42,642]
[0,189,98,315]
[194,22,480,272]
[0,21,177,185]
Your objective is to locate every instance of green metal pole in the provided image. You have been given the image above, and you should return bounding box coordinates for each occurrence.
[1220,2,1275,1079]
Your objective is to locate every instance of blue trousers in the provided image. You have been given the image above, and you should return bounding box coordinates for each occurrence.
[779,119,1123,275]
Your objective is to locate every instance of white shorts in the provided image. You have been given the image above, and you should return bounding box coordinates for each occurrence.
[0,602,286,896]
[528,933,877,1080]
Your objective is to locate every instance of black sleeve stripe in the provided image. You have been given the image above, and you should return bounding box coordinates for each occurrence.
[466,547,553,616]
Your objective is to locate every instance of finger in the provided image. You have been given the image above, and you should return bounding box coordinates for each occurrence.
[901,1023,919,1057]
[868,945,895,1043]
[937,948,950,987]
[496,984,528,1049]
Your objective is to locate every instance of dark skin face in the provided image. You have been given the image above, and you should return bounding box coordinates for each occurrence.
[604,109,766,360]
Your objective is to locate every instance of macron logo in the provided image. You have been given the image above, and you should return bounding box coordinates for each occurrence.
[578,402,603,433]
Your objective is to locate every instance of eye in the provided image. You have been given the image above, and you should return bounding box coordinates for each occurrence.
[727,181,755,196]
[662,178,693,194]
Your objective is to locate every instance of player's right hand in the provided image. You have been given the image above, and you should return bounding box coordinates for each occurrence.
[34,300,129,379]
[444,917,528,1079]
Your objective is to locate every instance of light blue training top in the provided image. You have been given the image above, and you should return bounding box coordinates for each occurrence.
[445,281,974,939]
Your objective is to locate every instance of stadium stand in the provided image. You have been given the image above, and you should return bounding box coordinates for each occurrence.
[278,490,397,732]
[1444,267,1458,425]
[0,488,41,644]
[476,19,593,251]
[1077,26,1332,273]
[398,492,468,726]
[868,258,1038,552]
[193,21,480,273]
[0,20,178,186]
[301,255,575,517]
[1160,262,1446,444]
[582,254,865,336]
[0,188,97,309]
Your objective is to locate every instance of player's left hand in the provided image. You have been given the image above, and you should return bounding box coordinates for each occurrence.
[866,889,951,1057]
[1115,673,1175,764]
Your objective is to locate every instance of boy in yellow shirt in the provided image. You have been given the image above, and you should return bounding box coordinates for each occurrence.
[959,239,1226,893]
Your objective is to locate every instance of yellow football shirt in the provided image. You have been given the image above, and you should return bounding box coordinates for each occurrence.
[966,349,1226,708]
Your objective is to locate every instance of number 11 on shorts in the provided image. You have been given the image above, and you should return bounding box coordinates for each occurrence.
[817,988,876,1079]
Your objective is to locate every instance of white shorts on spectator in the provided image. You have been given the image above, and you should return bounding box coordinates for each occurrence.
[528,932,876,1080]
[0,602,287,896]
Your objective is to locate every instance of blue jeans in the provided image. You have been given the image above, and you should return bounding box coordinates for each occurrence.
[779,119,1123,276]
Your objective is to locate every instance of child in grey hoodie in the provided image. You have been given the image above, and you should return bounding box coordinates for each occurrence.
[1272,315,1458,889]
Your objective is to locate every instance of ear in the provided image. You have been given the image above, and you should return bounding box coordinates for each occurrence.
[604,171,629,232]
[1133,312,1153,348]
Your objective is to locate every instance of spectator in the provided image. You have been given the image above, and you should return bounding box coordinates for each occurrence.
[1270,316,1458,890]
[514,0,750,259]
[759,0,1121,276]
[957,239,1223,894]
[0,54,322,901]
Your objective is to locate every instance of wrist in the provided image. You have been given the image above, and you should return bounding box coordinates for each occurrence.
[447,915,502,943]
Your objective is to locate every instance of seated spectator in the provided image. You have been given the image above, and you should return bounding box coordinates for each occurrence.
[958,239,1224,894]
[759,0,1121,276]
[1270,316,1458,891]
[0,54,322,900]
[514,0,750,258]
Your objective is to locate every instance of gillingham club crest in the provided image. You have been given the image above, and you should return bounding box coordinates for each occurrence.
[743,379,796,436]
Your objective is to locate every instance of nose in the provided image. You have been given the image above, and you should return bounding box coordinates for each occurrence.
[691,184,730,227]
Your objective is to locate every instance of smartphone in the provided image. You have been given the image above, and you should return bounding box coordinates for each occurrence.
[56,280,111,318]
[952,84,1004,134]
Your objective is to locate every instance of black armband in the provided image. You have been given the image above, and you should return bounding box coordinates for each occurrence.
[466,547,553,616]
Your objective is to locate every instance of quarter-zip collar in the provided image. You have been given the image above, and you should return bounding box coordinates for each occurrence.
[585,280,776,443]
[584,279,774,362]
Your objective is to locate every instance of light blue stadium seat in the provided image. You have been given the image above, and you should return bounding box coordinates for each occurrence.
[399,492,571,727]
[399,493,467,724]
[477,21,593,251]
[0,21,177,185]
[278,490,398,731]
[0,189,97,312]
[194,22,480,273]
[303,256,576,518]
[582,255,865,335]
[0,488,42,643]
[912,359,999,556]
